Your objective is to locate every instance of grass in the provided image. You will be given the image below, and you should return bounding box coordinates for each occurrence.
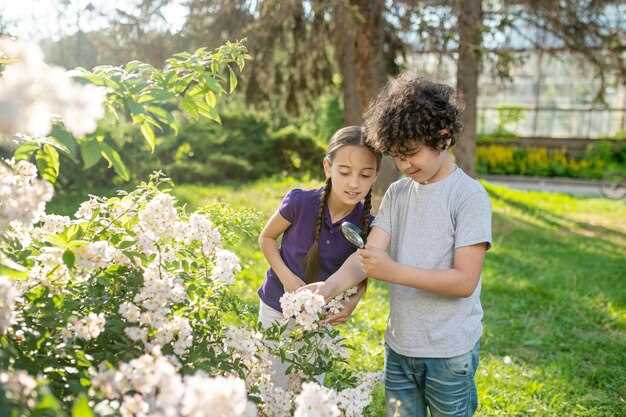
[48,177,626,416]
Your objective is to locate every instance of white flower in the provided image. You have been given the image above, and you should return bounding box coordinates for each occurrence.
[0,277,18,333]
[503,355,512,365]
[120,394,149,417]
[181,374,251,417]
[33,214,71,238]
[124,326,148,343]
[137,193,180,241]
[224,326,263,358]
[258,381,293,417]
[119,302,141,323]
[325,287,358,315]
[67,312,106,340]
[185,213,221,256]
[280,290,326,331]
[0,38,105,139]
[0,159,53,233]
[210,249,241,285]
[0,370,38,407]
[336,373,382,417]
[92,350,254,417]
[75,196,101,220]
[294,382,340,417]
[74,240,117,271]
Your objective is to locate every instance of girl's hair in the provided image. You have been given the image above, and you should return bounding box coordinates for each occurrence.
[302,126,382,284]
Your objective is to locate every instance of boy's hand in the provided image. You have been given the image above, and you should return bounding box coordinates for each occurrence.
[297,281,333,302]
[357,246,396,280]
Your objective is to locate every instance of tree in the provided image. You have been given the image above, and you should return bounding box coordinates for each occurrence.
[455,0,482,176]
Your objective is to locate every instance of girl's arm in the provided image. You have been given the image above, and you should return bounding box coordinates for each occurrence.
[258,210,306,292]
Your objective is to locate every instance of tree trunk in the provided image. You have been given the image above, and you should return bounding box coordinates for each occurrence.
[333,1,361,125]
[333,0,396,207]
[455,0,482,177]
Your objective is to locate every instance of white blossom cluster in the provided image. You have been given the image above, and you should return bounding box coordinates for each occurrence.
[91,348,257,417]
[63,312,106,341]
[0,277,18,334]
[0,159,53,233]
[137,193,181,243]
[280,290,326,331]
[184,213,221,257]
[27,246,71,290]
[324,287,359,315]
[74,195,105,221]
[74,240,127,272]
[211,248,241,285]
[257,380,294,417]
[314,330,349,360]
[120,261,192,355]
[335,373,383,417]
[31,214,72,240]
[0,38,106,140]
[0,370,38,408]
[224,325,264,358]
[294,382,340,417]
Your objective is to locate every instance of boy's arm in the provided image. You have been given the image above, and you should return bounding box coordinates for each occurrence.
[302,226,391,301]
[358,242,488,297]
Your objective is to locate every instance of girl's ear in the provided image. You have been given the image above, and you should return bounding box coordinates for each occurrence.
[323,158,331,179]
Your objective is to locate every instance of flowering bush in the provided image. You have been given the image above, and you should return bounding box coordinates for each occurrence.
[0,36,380,417]
[0,168,380,416]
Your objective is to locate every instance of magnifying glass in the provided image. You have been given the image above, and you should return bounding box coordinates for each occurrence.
[340,221,365,249]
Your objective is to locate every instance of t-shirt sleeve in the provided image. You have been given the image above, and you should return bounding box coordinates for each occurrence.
[371,184,394,235]
[454,190,492,250]
[278,189,302,223]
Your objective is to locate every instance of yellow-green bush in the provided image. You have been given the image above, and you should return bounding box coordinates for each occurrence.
[476,142,623,179]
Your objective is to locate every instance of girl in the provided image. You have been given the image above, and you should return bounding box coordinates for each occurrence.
[257,125,382,388]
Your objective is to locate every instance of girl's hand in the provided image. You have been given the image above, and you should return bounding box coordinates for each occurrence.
[283,274,306,293]
[325,284,365,325]
[357,246,396,280]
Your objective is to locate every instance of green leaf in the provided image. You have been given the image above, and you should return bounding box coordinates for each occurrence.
[99,143,130,181]
[80,140,102,169]
[229,67,237,93]
[50,125,79,159]
[36,392,62,411]
[205,90,217,108]
[72,394,94,417]
[35,144,60,184]
[62,249,76,269]
[140,123,156,153]
[0,264,28,280]
[13,142,40,161]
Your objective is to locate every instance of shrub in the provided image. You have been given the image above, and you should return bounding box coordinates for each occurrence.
[477,141,625,179]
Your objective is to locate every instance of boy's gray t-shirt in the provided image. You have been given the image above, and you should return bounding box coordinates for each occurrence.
[371,168,492,358]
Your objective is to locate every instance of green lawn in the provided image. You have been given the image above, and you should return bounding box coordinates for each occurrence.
[48,177,626,416]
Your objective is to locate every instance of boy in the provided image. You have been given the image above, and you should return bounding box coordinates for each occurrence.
[306,74,492,417]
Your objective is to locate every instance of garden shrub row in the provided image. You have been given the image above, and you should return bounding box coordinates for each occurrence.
[476,141,626,179]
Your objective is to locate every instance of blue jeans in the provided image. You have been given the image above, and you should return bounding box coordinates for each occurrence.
[384,343,480,417]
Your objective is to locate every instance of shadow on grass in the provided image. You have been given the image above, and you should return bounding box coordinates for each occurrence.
[486,187,626,250]
[482,203,626,408]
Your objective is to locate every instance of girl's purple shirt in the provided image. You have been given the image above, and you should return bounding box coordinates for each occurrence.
[257,188,373,312]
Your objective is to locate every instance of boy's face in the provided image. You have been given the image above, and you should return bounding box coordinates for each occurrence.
[388,140,450,184]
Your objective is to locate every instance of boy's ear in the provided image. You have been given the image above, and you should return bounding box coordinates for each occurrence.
[323,158,331,179]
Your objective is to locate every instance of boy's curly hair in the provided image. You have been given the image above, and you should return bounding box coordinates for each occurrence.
[363,73,464,154]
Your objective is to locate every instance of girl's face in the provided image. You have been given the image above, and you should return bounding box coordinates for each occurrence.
[323,145,378,206]
[389,140,451,184]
